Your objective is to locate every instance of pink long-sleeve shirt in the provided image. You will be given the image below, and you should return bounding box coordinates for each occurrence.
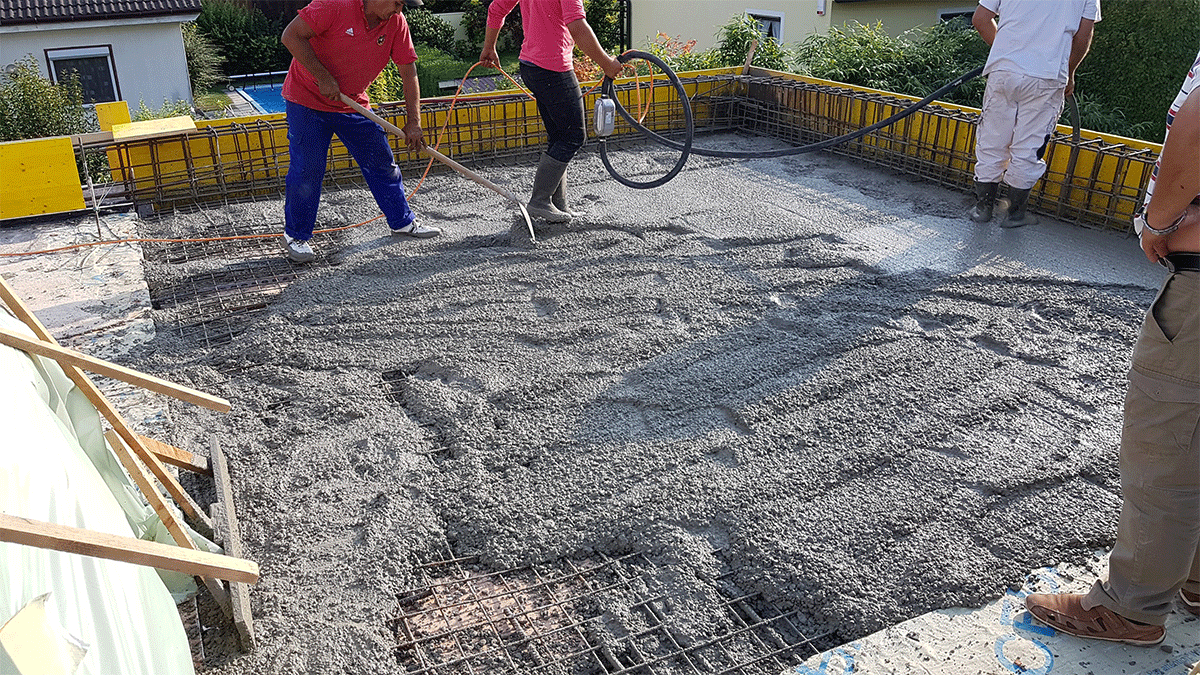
[487,0,586,73]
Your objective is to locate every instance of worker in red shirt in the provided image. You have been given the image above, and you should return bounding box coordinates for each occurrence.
[280,0,439,264]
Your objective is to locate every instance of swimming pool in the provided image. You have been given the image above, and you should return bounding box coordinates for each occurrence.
[237,82,286,114]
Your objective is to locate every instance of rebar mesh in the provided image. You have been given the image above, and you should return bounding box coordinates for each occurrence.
[96,73,1155,233]
[393,550,833,675]
[141,219,348,349]
[712,74,1154,231]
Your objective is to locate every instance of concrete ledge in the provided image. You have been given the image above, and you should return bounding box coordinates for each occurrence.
[785,554,1200,675]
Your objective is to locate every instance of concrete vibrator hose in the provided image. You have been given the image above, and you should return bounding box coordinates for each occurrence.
[596,50,988,189]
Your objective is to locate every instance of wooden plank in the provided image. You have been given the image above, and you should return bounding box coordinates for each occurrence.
[0,278,209,545]
[0,512,259,584]
[0,326,231,412]
[71,130,115,144]
[742,40,759,76]
[210,436,255,651]
[139,434,211,475]
[106,431,213,539]
[110,115,197,141]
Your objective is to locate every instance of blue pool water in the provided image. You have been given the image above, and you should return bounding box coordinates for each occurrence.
[237,82,286,114]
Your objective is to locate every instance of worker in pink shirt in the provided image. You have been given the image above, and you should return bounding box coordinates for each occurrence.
[479,0,623,223]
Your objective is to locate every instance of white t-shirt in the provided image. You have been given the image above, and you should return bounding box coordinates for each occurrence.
[980,0,1102,83]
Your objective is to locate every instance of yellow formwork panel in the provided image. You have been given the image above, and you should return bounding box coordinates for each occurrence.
[756,66,1160,219]
[107,74,733,206]
[0,137,85,220]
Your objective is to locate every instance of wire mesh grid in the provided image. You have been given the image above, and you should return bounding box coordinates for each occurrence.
[705,74,1155,231]
[393,549,832,675]
[140,217,349,349]
[98,73,1156,233]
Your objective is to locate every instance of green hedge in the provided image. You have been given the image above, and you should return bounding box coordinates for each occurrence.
[1076,0,1200,142]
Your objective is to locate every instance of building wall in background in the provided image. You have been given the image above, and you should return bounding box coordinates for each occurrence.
[0,18,194,110]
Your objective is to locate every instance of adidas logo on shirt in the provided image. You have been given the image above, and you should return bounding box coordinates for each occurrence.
[345,27,354,36]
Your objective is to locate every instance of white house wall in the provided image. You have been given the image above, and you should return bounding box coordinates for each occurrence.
[0,20,193,111]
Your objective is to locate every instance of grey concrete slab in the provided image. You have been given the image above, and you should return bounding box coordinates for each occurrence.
[4,133,1181,674]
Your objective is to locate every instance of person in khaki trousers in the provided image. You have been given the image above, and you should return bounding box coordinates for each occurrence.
[1025,51,1200,647]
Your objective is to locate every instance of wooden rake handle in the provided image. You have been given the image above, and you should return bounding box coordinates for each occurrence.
[338,93,525,206]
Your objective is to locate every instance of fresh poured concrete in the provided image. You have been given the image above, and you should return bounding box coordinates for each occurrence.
[3,134,1192,674]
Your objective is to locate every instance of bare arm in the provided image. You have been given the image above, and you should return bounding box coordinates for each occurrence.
[1142,87,1200,262]
[282,16,340,102]
[566,19,622,79]
[1065,18,1095,96]
[396,61,424,151]
[972,5,997,46]
[480,25,502,69]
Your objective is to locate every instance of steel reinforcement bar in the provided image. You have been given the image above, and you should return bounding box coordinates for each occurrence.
[94,72,1155,232]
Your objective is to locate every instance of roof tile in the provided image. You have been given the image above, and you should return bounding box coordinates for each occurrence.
[1,0,203,26]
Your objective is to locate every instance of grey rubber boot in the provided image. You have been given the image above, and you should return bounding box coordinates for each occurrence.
[968,181,999,223]
[1000,186,1037,228]
[551,173,584,217]
[527,153,571,222]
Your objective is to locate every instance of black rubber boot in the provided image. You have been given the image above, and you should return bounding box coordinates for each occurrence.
[1000,187,1037,228]
[527,153,571,222]
[968,181,999,223]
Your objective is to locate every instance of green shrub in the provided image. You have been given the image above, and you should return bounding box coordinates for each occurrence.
[585,0,624,51]
[0,55,89,142]
[406,8,457,50]
[196,0,290,76]
[183,22,226,94]
[714,14,791,71]
[132,99,196,121]
[412,45,479,98]
[1076,0,1200,143]
[645,33,719,73]
[461,0,523,55]
[368,61,405,103]
[793,20,987,106]
[1068,91,1156,139]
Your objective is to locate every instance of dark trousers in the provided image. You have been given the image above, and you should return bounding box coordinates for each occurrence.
[520,61,586,163]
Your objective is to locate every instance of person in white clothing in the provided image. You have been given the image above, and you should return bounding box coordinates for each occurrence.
[968,0,1100,227]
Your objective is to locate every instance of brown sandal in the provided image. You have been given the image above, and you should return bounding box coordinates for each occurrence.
[1024,593,1165,646]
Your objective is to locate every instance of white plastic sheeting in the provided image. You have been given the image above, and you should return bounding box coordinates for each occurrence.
[0,308,197,675]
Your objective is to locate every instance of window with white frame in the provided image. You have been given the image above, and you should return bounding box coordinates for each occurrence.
[747,10,784,40]
[45,46,119,104]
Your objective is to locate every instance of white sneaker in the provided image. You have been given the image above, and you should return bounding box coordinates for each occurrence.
[390,221,441,238]
[282,234,315,262]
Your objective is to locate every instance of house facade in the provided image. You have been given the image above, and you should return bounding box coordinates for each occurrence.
[0,0,201,111]
[634,0,978,52]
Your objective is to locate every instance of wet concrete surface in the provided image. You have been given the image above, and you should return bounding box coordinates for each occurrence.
[10,133,1170,674]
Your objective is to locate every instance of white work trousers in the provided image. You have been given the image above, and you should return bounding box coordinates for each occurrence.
[973,70,1065,190]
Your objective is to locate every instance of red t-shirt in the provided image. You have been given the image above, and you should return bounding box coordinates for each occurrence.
[282,0,418,113]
